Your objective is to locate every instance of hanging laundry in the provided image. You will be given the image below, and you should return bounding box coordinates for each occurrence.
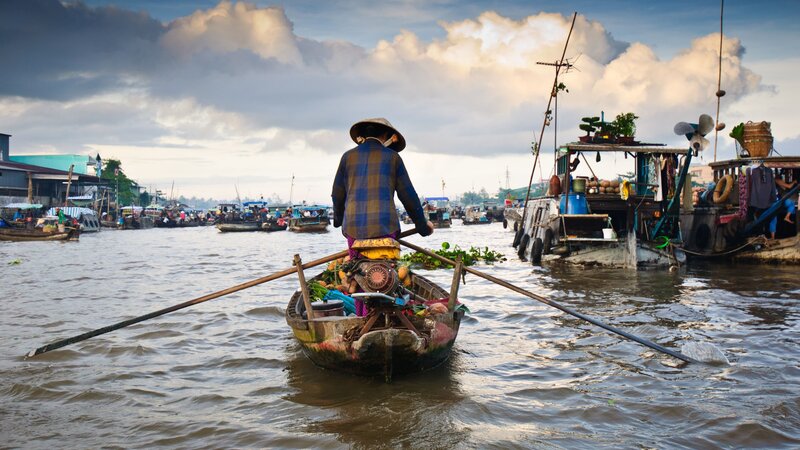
[748,164,776,209]
[652,155,663,201]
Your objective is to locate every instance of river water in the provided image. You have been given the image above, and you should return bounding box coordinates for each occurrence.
[1,223,798,449]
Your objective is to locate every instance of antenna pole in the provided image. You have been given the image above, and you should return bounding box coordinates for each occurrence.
[713,0,725,162]
[519,12,577,228]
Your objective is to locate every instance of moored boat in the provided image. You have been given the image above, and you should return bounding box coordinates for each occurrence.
[285,253,465,379]
[514,138,693,268]
[679,154,800,263]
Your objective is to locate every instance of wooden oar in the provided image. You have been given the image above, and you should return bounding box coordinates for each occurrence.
[27,229,419,358]
[397,239,697,364]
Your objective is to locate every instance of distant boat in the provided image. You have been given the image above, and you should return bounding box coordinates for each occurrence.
[423,197,452,228]
[216,222,261,232]
[117,206,155,230]
[261,217,288,232]
[214,202,262,232]
[462,205,493,225]
[288,205,330,232]
[0,216,79,242]
[47,207,100,232]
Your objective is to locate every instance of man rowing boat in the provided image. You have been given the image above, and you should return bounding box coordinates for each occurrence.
[331,118,433,258]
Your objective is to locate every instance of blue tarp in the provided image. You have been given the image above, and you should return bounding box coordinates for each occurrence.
[322,290,356,315]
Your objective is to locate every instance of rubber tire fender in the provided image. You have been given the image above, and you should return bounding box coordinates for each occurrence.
[713,174,734,204]
[513,220,519,232]
[517,233,530,259]
[531,237,543,264]
[542,228,553,255]
[512,228,523,248]
[503,218,508,229]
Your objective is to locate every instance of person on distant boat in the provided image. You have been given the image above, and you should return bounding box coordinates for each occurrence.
[331,117,433,258]
[55,208,65,224]
[12,208,23,221]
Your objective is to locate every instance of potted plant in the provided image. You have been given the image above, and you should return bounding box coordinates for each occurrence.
[579,116,600,143]
[594,119,617,143]
[612,112,638,144]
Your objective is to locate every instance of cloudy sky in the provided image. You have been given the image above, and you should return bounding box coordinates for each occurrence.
[2,0,798,203]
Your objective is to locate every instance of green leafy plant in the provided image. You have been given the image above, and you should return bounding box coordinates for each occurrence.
[612,112,639,137]
[579,116,600,136]
[729,122,745,145]
[307,280,329,302]
[400,242,506,269]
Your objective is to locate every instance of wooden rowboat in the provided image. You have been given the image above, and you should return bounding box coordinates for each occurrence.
[0,226,79,242]
[261,219,288,232]
[285,266,464,379]
[216,222,261,232]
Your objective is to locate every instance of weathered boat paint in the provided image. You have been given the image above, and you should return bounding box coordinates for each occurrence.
[285,273,463,378]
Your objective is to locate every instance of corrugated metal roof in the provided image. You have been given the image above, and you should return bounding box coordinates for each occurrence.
[9,154,94,174]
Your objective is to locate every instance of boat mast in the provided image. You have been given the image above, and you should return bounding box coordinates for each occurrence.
[289,174,295,205]
[713,0,725,162]
[519,12,577,228]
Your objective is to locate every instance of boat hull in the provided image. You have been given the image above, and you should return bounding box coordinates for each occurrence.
[462,219,492,225]
[285,272,463,378]
[261,221,288,232]
[216,222,261,232]
[288,219,329,232]
[0,227,79,242]
[733,236,800,264]
[517,197,676,268]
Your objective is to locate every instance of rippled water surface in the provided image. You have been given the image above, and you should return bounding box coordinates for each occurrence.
[1,224,799,448]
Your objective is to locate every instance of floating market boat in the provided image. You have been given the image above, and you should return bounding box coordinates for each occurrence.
[116,206,154,230]
[0,218,79,242]
[261,217,288,232]
[514,139,693,268]
[285,249,465,379]
[288,205,330,232]
[679,153,800,264]
[216,221,261,232]
[47,207,100,232]
[503,206,523,231]
[423,197,452,228]
[462,205,493,225]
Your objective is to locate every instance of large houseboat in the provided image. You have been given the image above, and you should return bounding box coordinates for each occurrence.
[513,141,693,268]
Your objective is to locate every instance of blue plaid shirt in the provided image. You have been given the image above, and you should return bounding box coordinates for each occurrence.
[331,140,430,239]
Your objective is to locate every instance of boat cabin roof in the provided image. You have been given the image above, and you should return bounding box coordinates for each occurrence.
[242,201,268,207]
[561,142,688,154]
[2,203,44,210]
[709,156,800,170]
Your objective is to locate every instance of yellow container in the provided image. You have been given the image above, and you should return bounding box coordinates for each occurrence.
[351,238,401,260]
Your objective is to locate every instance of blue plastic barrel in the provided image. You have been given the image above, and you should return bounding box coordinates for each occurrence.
[560,193,589,214]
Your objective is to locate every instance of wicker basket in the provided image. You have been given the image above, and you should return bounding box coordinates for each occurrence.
[742,121,773,158]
